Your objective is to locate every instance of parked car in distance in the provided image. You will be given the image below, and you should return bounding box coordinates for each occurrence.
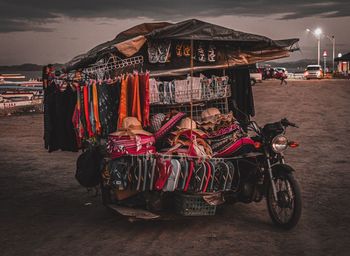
[249,67,263,85]
[304,65,323,79]
[273,67,288,80]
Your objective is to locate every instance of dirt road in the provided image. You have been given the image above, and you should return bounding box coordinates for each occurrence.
[1,79,350,256]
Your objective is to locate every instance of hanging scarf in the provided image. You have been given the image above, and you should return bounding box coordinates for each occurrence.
[88,82,96,135]
[131,71,142,122]
[139,73,147,127]
[72,85,84,142]
[127,74,133,116]
[143,72,150,127]
[118,75,128,129]
[83,85,93,137]
[92,81,102,135]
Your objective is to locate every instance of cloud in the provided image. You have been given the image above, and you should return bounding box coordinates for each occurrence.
[0,19,54,33]
[0,0,349,32]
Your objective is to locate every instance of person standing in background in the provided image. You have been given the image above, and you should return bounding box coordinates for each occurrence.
[279,69,287,85]
[47,64,55,82]
[42,65,49,89]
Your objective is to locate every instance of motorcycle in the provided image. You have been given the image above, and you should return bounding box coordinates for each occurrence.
[227,118,302,229]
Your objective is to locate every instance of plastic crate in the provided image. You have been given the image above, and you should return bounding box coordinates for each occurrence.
[175,193,216,216]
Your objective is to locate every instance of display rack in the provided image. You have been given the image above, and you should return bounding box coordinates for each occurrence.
[84,55,144,78]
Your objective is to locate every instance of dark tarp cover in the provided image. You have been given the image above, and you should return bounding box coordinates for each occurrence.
[64,19,299,72]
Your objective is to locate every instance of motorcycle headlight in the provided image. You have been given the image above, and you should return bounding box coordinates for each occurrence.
[272,135,288,153]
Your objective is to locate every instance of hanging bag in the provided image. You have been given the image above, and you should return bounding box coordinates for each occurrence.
[75,147,103,187]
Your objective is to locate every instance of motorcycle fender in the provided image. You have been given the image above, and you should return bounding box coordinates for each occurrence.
[271,164,295,177]
[264,164,295,195]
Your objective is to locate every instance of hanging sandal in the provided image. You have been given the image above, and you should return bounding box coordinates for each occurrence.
[163,159,181,192]
[178,158,189,191]
[154,158,172,190]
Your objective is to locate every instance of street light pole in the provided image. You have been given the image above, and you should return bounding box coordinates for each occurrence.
[318,37,321,65]
[332,36,335,72]
[324,35,336,72]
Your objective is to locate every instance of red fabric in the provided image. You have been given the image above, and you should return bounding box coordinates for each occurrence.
[83,85,93,137]
[109,146,156,159]
[203,161,212,192]
[154,112,186,141]
[107,134,156,159]
[140,72,150,127]
[213,137,255,157]
[154,159,172,190]
[184,160,194,192]
[139,74,146,125]
[207,123,242,138]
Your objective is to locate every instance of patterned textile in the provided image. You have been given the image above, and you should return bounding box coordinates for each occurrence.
[107,134,156,159]
[139,72,151,127]
[213,137,254,157]
[154,112,186,141]
[83,85,93,137]
[98,81,120,137]
[92,81,101,135]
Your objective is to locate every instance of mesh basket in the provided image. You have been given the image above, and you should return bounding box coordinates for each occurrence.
[150,76,231,105]
[150,97,232,121]
[175,193,217,216]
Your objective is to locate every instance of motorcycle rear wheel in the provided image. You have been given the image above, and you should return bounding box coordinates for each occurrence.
[266,172,302,229]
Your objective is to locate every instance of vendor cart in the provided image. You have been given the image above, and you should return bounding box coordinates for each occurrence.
[51,19,301,229]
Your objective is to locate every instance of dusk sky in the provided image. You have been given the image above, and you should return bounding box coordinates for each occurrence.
[0,0,349,65]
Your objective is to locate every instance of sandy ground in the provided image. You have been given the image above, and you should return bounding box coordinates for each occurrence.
[1,79,350,256]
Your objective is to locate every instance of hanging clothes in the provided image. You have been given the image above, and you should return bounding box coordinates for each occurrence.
[127,74,134,117]
[131,71,142,122]
[83,85,93,137]
[229,67,255,130]
[79,83,87,138]
[92,81,101,135]
[139,72,150,127]
[118,75,128,128]
[44,80,59,152]
[88,83,96,134]
[60,85,78,151]
[44,81,77,152]
[72,85,83,148]
[98,80,120,137]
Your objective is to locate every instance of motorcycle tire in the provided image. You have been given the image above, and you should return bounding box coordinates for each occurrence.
[266,172,302,230]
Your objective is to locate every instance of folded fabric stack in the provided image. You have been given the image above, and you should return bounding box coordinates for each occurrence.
[197,108,254,157]
[149,75,229,104]
[107,117,156,159]
[165,117,212,157]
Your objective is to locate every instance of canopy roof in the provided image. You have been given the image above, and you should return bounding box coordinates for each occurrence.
[65,19,299,73]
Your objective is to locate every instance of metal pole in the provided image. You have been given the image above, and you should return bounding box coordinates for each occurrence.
[190,38,193,136]
[318,38,321,65]
[324,56,326,74]
[332,36,335,73]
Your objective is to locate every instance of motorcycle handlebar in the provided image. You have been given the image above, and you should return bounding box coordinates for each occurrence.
[281,118,298,128]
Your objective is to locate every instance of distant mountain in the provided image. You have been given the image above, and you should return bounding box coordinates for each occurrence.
[0,63,63,72]
[0,59,321,73]
[262,59,319,72]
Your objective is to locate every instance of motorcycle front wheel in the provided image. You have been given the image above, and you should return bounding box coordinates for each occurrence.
[266,172,302,229]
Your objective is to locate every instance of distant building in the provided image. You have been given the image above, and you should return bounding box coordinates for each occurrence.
[334,52,350,75]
